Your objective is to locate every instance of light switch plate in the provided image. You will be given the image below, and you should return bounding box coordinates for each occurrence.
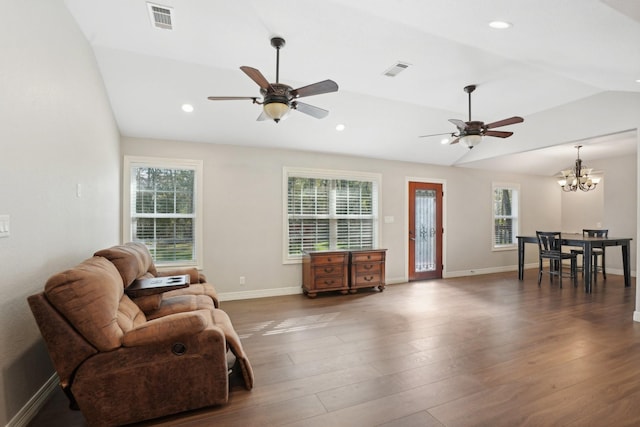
[0,215,9,238]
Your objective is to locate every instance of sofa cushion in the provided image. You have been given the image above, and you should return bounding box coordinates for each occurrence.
[131,294,163,313]
[94,242,157,286]
[45,257,129,352]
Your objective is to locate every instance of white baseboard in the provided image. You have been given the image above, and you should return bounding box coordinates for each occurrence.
[7,373,58,427]
[218,286,302,301]
[218,278,409,301]
[444,263,529,278]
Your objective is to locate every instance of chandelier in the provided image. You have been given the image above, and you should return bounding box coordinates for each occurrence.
[557,145,600,192]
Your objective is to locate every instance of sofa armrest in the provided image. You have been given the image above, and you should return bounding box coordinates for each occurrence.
[157,267,206,283]
[122,310,211,347]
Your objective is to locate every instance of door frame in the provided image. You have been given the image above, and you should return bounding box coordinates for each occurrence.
[405,177,447,282]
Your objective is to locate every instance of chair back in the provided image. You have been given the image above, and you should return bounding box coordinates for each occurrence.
[536,231,562,253]
[583,229,608,238]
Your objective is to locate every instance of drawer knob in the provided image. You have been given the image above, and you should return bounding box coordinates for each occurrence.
[324,267,334,273]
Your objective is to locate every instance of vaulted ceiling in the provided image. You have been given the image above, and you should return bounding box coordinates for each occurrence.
[64,0,640,176]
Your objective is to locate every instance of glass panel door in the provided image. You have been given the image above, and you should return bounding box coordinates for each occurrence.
[409,182,442,280]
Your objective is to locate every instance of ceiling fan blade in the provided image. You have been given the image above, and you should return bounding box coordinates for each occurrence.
[484,130,514,138]
[291,80,339,98]
[418,132,456,138]
[448,119,467,132]
[485,116,524,129]
[256,111,269,121]
[240,66,273,91]
[449,137,461,145]
[293,101,329,119]
[207,96,258,101]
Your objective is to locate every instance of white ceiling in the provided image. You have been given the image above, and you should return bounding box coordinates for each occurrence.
[63,0,640,176]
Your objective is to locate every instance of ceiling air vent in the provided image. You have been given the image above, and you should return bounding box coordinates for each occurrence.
[383,62,410,77]
[147,3,173,30]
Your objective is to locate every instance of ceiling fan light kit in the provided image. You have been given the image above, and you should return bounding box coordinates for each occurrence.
[419,84,524,149]
[558,145,600,192]
[208,36,338,123]
[263,100,290,121]
[459,134,483,148]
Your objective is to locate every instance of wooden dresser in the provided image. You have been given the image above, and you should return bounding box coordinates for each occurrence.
[349,249,387,293]
[302,250,349,298]
[302,249,387,298]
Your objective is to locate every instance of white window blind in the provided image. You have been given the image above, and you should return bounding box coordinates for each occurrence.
[124,156,203,267]
[492,183,519,250]
[285,168,380,261]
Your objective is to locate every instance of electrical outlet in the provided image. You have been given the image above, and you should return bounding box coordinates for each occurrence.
[239,276,245,285]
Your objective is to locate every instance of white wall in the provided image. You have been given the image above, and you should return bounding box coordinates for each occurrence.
[122,137,560,296]
[559,153,637,274]
[599,154,637,273]
[561,185,605,233]
[0,1,120,425]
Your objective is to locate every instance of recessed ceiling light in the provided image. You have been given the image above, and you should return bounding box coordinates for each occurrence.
[440,138,449,145]
[636,79,640,83]
[181,104,194,113]
[489,21,512,29]
[336,124,345,131]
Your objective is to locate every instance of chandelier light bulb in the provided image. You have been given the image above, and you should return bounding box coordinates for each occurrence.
[557,145,600,192]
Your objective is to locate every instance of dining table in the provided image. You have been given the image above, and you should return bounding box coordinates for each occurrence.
[516,233,632,293]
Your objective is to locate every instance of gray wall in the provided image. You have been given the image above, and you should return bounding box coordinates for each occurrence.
[122,136,564,297]
[561,154,637,273]
[0,1,120,425]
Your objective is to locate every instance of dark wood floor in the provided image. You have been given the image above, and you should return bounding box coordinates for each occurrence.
[29,270,640,427]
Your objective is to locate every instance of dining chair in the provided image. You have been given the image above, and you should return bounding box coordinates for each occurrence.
[571,229,608,280]
[536,231,577,287]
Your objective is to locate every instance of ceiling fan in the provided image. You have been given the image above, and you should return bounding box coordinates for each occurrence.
[208,37,338,123]
[419,85,524,149]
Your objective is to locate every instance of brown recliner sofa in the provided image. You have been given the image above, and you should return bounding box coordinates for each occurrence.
[94,242,220,312]
[28,256,253,426]
[92,242,253,389]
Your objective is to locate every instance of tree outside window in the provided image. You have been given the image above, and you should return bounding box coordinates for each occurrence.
[285,168,380,261]
[124,157,203,267]
[493,183,519,249]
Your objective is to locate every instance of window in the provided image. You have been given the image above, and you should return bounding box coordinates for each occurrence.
[492,183,519,250]
[123,156,203,268]
[284,168,381,262]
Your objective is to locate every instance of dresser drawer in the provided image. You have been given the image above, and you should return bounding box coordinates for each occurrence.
[353,272,382,287]
[314,264,344,275]
[352,262,382,276]
[351,251,385,263]
[313,274,347,289]
[309,253,348,266]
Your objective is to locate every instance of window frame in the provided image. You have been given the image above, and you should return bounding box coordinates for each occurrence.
[282,167,382,264]
[491,182,520,251]
[123,155,204,269]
